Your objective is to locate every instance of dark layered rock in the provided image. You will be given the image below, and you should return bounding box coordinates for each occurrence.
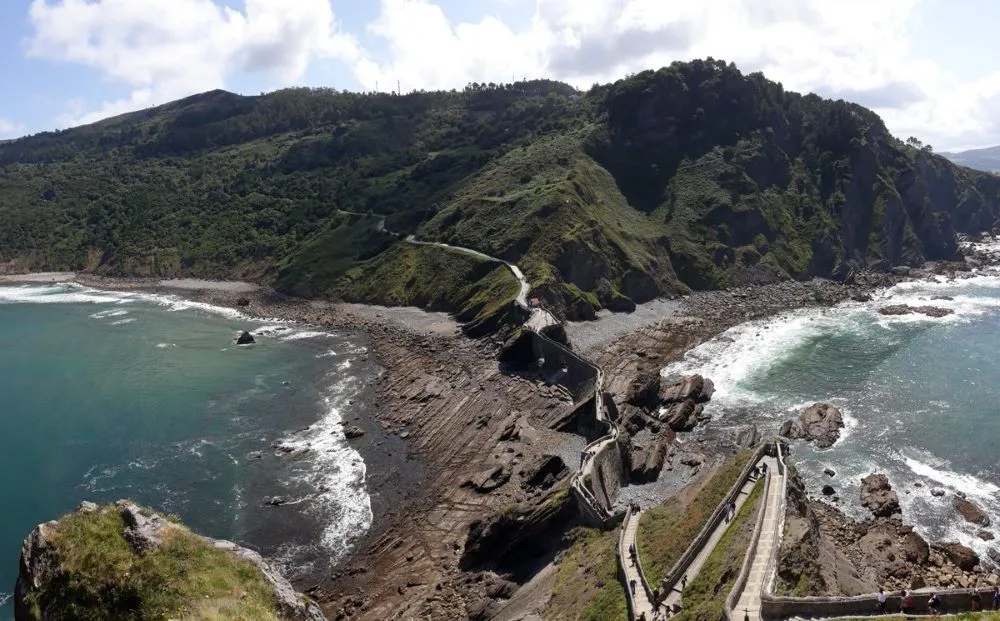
[860,473,901,517]
[954,496,991,526]
[630,436,670,483]
[657,374,714,431]
[518,455,568,491]
[779,403,845,448]
[878,304,954,318]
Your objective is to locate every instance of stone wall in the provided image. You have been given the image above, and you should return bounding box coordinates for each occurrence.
[530,332,599,402]
[589,435,627,510]
[762,589,993,617]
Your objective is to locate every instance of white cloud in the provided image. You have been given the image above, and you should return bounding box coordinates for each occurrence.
[0,118,24,138]
[27,0,361,125]
[19,0,1000,150]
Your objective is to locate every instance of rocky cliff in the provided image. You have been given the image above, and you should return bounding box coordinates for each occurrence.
[14,501,324,621]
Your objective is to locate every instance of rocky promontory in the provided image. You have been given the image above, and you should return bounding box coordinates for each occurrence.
[776,467,995,596]
[779,403,845,448]
[15,501,325,621]
[623,371,715,432]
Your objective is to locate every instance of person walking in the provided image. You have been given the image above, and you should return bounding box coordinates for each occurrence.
[994,585,1000,610]
[630,579,636,595]
[876,587,886,613]
[928,592,941,616]
[681,575,687,591]
[901,590,913,614]
[972,587,982,611]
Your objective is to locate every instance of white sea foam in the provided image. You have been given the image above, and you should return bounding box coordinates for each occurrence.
[0,283,130,305]
[156,343,176,349]
[90,309,130,319]
[0,592,11,607]
[110,318,136,326]
[275,371,372,556]
[903,455,1000,497]
[280,331,331,341]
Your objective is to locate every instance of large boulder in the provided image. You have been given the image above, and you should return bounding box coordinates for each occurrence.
[778,403,845,448]
[935,542,980,572]
[236,330,255,345]
[860,474,901,518]
[631,436,670,483]
[902,531,930,564]
[658,374,714,405]
[626,371,662,410]
[954,496,991,526]
[660,400,704,432]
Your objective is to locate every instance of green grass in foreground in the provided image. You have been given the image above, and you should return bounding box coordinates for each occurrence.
[637,449,755,586]
[29,505,279,621]
[547,527,627,621]
[674,481,763,621]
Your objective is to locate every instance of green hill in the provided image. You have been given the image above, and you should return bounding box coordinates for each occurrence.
[2,60,998,326]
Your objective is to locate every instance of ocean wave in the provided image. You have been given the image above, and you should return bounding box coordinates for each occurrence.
[902,454,1000,497]
[280,331,331,342]
[110,318,137,326]
[274,372,372,558]
[90,309,130,319]
[0,591,11,607]
[0,283,131,305]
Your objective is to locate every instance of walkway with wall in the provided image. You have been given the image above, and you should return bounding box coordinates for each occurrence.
[730,454,785,621]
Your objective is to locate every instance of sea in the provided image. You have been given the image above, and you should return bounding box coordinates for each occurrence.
[0,283,374,617]
[665,241,1000,561]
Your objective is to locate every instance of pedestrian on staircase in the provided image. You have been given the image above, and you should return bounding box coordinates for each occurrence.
[630,579,636,595]
[901,590,913,614]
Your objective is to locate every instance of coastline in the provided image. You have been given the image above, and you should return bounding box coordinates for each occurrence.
[2,256,991,618]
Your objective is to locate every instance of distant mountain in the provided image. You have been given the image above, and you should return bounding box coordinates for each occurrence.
[943,145,1000,173]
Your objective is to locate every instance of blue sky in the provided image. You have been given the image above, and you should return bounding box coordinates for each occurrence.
[2,0,1000,151]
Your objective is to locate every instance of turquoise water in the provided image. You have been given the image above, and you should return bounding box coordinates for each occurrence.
[0,284,372,616]
[667,269,1000,558]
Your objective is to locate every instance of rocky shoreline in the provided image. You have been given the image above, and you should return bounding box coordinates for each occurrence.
[0,248,991,618]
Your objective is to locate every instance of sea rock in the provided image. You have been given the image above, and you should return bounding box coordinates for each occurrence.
[954,496,991,526]
[264,496,288,507]
[660,400,703,432]
[979,530,996,541]
[824,468,837,477]
[935,542,980,571]
[658,374,714,405]
[236,331,255,345]
[822,485,836,496]
[734,425,760,448]
[344,426,365,439]
[860,473,901,517]
[778,403,845,448]
[877,304,954,318]
[931,488,946,497]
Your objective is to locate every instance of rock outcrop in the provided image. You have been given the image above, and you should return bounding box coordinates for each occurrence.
[236,330,256,345]
[778,403,845,448]
[657,374,714,431]
[860,473,901,518]
[934,542,980,572]
[954,496,991,526]
[15,501,325,621]
[878,304,954,318]
[630,436,671,483]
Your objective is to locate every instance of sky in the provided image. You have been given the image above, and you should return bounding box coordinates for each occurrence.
[1,0,1000,151]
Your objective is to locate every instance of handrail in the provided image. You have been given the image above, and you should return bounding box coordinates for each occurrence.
[632,514,655,611]
[617,506,640,619]
[723,467,772,620]
[658,442,772,596]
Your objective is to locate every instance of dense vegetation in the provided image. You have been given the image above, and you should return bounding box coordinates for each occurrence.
[3,60,1000,324]
[21,505,280,620]
[637,449,754,586]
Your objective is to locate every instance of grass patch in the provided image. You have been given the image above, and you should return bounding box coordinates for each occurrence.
[337,242,521,325]
[29,505,279,620]
[673,481,763,621]
[637,449,755,586]
[546,527,627,621]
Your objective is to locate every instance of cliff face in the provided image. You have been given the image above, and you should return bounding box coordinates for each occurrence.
[15,501,324,621]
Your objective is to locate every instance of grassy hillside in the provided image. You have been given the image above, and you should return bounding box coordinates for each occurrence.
[2,61,999,326]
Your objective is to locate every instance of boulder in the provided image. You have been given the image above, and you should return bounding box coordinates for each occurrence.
[979,530,996,541]
[236,331,255,345]
[630,437,670,484]
[659,375,714,405]
[823,468,837,477]
[734,425,760,448]
[660,400,703,432]
[778,403,845,448]
[822,485,836,496]
[902,531,930,564]
[936,542,980,571]
[344,426,365,439]
[860,473,901,518]
[625,371,661,410]
[954,496,991,526]
[931,488,946,497]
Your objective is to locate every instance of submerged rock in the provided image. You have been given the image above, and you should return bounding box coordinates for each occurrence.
[779,403,845,448]
[954,496,991,526]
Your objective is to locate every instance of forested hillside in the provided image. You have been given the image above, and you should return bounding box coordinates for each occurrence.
[2,59,998,324]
